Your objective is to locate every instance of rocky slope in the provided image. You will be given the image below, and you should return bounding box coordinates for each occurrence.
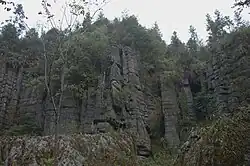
[0,132,136,166]
[175,106,250,166]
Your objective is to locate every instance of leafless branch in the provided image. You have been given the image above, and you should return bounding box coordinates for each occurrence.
[39,1,111,164]
[80,0,110,35]
[59,6,67,30]
[41,35,57,113]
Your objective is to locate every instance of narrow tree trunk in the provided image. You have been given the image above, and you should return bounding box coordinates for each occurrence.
[0,62,7,130]
[14,66,23,125]
[77,98,82,131]
[83,83,89,132]
[53,65,65,166]
[40,90,47,134]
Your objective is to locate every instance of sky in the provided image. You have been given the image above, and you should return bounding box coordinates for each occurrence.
[0,0,249,43]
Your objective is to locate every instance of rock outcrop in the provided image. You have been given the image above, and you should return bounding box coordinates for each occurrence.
[0,46,160,157]
[205,30,250,116]
[160,74,180,149]
[175,106,250,166]
[176,27,250,165]
[0,132,136,166]
[0,45,187,157]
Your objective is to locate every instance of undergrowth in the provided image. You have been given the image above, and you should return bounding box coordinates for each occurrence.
[175,106,250,166]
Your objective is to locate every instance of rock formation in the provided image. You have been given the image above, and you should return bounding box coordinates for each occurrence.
[1,46,183,157]
[160,74,180,149]
[0,132,136,165]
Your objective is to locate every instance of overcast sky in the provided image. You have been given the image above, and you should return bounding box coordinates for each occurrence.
[0,0,249,43]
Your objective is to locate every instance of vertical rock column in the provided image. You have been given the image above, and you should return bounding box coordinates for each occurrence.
[160,74,180,149]
[0,62,18,129]
[209,53,230,115]
[122,47,151,157]
[0,61,8,129]
[182,72,196,121]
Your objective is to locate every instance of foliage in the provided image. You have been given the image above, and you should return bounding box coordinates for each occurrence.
[193,91,216,120]
[140,150,175,166]
[233,0,250,15]
[178,89,189,117]
[1,1,250,165]
[148,97,164,139]
[175,106,250,166]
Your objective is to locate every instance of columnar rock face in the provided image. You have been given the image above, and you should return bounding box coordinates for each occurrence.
[206,56,231,115]
[0,59,38,131]
[0,61,16,129]
[183,71,196,121]
[160,74,180,148]
[0,46,155,157]
[0,46,187,156]
[104,46,151,156]
[206,39,250,116]
[204,33,250,163]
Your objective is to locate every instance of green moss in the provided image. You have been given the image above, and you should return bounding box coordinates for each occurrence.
[42,158,54,166]
[140,150,175,166]
[178,89,188,116]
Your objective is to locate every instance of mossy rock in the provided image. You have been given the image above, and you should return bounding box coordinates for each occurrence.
[0,132,137,166]
[175,106,250,166]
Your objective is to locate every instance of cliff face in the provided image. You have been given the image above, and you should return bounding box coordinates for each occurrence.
[203,30,250,118]
[1,32,250,164]
[0,60,41,133]
[0,46,186,157]
[175,29,250,165]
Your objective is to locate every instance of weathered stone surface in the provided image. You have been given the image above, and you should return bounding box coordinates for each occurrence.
[160,74,180,149]
[0,46,176,158]
[196,32,250,164]
[119,46,151,157]
[182,82,195,121]
[0,132,136,166]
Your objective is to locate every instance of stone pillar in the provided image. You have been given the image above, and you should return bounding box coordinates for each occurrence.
[122,47,151,157]
[183,76,196,121]
[160,74,180,149]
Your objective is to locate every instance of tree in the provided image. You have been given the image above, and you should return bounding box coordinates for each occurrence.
[168,31,185,55]
[206,10,234,41]
[94,11,110,26]
[0,0,16,12]
[38,1,109,165]
[187,25,199,53]
[151,22,163,38]
[233,0,250,14]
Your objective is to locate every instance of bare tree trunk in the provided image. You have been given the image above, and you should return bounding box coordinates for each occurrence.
[42,40,60,165]
[40,89,47,133]
[76,97,82,132]
[53,64,65,166]
[14,66,23,125]
[39,2,110,164]
[83,83,89,132]
[40,63,53,134]
[0,61,8,130]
